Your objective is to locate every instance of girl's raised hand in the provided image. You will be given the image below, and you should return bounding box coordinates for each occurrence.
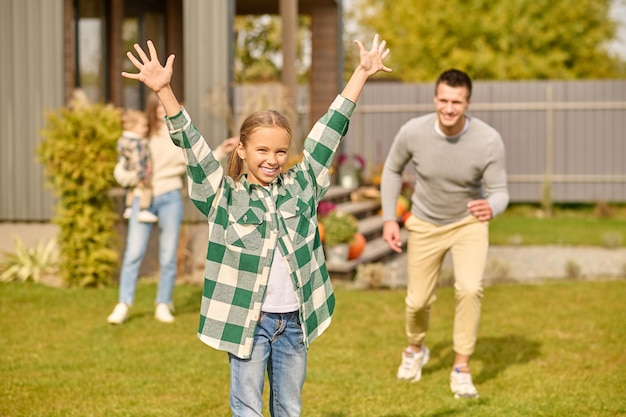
[354,34,392,77]
[121,40,175,93]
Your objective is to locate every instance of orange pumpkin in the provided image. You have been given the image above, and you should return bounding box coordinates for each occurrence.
[396,195,411,218]
[318,222,325,242]
[401,211,412,225]
[348,232,366,260]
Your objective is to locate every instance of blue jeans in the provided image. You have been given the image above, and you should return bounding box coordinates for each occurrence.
[229,311,307,417]
[118,189,183,306]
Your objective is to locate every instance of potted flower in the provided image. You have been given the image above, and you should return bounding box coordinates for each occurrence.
[320,210,359,263]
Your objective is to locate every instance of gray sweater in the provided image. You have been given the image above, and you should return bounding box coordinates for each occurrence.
[381,113,509,225]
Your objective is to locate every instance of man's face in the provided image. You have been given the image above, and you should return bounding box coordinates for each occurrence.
[434,83,471,136]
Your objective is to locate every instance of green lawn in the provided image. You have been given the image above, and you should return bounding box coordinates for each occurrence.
[2,279,625,416]
[489,203,626,246]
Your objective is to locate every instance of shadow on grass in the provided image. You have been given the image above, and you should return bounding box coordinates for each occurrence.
[175,286,204,315]
[425,334,541,384]
[323,409,477,417]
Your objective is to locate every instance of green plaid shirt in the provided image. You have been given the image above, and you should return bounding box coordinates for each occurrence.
[166,95,355,359]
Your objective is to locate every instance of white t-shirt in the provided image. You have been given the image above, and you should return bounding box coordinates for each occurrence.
[261,248,299,313]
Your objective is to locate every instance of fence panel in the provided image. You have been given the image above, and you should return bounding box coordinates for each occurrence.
[340,80,626,203]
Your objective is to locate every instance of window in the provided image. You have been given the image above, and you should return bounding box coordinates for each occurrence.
[75,0,106,103]
[73,0,168,107]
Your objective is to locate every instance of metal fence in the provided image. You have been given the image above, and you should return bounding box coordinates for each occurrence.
[339,79,626,203]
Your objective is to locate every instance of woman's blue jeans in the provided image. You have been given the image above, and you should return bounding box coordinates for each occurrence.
[229,311,307,417]
[118,189,183,306]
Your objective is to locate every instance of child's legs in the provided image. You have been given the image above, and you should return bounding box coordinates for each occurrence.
[229,311,306,417]
[229,343,268,417]
[449,217,489,356]
[266,311,306,417]
[404,215,448,347]
[125,191,134,209]
[138,186,153,210]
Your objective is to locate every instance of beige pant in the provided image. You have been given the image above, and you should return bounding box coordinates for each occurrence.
[404,214,489,356]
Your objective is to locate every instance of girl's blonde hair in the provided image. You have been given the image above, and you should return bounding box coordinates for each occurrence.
[228,110,292,180]
[145,92,163,137]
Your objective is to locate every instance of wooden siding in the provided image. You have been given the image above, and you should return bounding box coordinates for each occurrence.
[1,0,64,222]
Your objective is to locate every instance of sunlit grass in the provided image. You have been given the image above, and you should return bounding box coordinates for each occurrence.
[490,203,626,246]
[2,279,625,416]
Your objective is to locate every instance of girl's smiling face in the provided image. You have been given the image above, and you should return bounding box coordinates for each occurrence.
[237,126,291,186]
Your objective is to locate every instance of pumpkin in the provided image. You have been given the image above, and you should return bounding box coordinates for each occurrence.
[348,232,366,260]
[318,222,325,242]
[396,195,411,218]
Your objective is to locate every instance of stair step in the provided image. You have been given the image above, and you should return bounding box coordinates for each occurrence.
[322,186,353,204]
[358,215,385,240]
[326,228,408,279]
[319,185,403,280]
[333,200,381,219]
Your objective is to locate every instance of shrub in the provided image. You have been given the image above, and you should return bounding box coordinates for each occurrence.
[355,262,385,289]
[38,91,122,287]
[0,238,59,283]
[486,258,514,284]
[565,259,582,280]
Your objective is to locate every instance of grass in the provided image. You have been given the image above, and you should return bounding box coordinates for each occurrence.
[489,203,626,246]
[2,279,626,416]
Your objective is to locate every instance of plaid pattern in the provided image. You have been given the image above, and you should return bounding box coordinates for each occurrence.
[166,95,355,359]
[117,132,151,180]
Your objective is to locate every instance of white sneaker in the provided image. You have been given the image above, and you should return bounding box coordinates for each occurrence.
[397,345,430,382]
[450,368,479,399]
[123,207,132,219]
[137,210,158,223]
[107,303,129,324]
[155,303,175,323]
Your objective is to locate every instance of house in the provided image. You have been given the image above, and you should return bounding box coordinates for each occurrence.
[0,0,343,251]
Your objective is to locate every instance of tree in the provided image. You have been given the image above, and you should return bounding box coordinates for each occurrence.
[349,0,625,81]
[234,14,311,83]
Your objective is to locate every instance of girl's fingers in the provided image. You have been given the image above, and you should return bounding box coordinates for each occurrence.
[126,51,143,69]
[134,43,150,63]
[378,40,387,53]
[371,34,379,50]
[121,71,140,80]
[382,48,390,60]
[146,40,159,62]
[164,54,176,70]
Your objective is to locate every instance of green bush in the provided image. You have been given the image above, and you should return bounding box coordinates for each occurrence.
[38,92,122,287]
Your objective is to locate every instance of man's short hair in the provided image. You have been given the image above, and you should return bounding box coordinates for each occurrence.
[435,69,472,99]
